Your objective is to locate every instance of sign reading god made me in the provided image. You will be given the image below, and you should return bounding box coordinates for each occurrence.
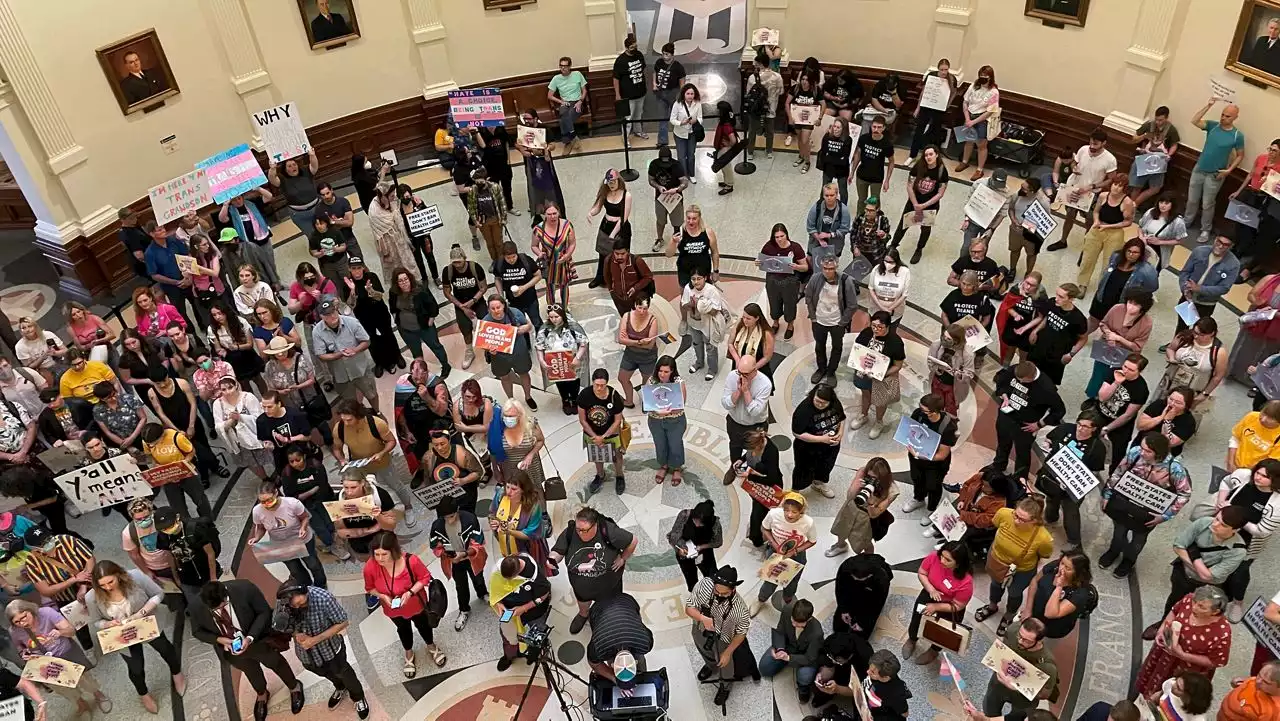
[1113,471,1178,514]
[251,101,311,164]
[97,615,160,654]
[21,655,85,688]
[919,74,951,112]
[406,205,444,236]
[448,89,505,127]
[964,183,1006,229]
[323,494,376,521]
[148,169,211,224]
[54,456,153,513]
[1046,445,1101,501]
[197,144,268,203]
[981,639,1050,701]
[929,497,967,542]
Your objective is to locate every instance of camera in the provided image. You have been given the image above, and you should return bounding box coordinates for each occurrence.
[852,483,874,509]
[518,621,552,652]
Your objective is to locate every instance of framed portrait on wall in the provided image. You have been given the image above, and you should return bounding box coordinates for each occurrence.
[297,0,361,50]
[1228,0,1280,88]
[95,29,180,116]
[483,0,538,9]
[1024,0,1090,28]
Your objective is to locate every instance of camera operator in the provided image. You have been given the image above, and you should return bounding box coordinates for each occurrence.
[275,580,368,719]
[489,553,551,671]
[684,565,758,705]
[585,592,654,686]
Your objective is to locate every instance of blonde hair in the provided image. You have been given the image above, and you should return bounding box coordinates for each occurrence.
[685,205,704,232]
[237,264,260,284]
[1059,282,1082,300]
[502,398,532,442]
[822,182,841,198]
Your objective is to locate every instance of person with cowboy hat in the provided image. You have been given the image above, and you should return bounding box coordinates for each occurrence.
[685,565,759,705]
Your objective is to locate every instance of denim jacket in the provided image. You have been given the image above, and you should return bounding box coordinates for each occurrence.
[1092,252,1159,306]
[1178,246,1240,304]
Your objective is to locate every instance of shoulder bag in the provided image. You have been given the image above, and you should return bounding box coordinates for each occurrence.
[985,520,1038,588]
[920,601,972,654]
[293,361,332,428]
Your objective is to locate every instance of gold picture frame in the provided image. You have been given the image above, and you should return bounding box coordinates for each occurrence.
[1227,0,1280,89]
[483,0,538,10]
[1024,0,1090,28]
[297,0,361,51]
[95,29,180,116]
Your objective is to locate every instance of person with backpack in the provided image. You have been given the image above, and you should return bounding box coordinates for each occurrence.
[249,480,327,590]
[429,496,487,632]
[140,422,214,520]
[153,507,222,600]
[550,506,637,635]
[467,169,508,264]
[331,398,419,528]
[441,245,490,372]
[363,530,446,678]
[712,101,740,196]
[744,52,783,162]
[1019,549,1097,640]
[1154,318,1228,413]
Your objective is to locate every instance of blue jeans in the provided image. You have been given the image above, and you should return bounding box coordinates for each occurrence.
[757,651,817,689]
[289,205,318,236]
[674,135,696,179]
[760,550,806,602]
[648,414,687,468]
[304,498,336,547]
[399,324,451,371]
[284,537,328,589]
[987,566,1034,615]
[558,102,582,142]
[656,90,677,146]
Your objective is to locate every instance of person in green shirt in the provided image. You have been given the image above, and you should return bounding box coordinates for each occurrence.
[1185,97,1245,244]
[548,57,588,152]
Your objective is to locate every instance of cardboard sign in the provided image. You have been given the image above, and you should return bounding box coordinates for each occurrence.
[1210,75,1238,103]
[251,101,311,164]
[641,383,684,413]
[981,639,1050,701]
[544,350,576,382]
[21,655,84,688]
[1252,364,1280,401]
[929,497,967,542]
[955,315,994,351]
[1135,152,1168,177]
[250,534,311,564]
[848,344,889,380]
[758,554,803,586]
[448,89,505,127]
[1243,596,1280,659]
[1089,339,1129,368]
[53,456,153,513]
[964,183,1006,229]
[1054,187,1096,213]
[141,460,194,488]
[1227,198,1262,229]
[919,74,951,112]
[516,125,546,150]
[196,144,268,204]
[900,209,937,227]
[97,615,160,654]
[751,27,780,46]
[894,416,942,460]
[788,104,821,126]
[406,205,444,236]
[148,169,212,224]
[60,600,89,631]
[809,113,837,153]
[757,254,795,274]
[1046,445,1101,501]
[323,494,377,521]
[1264,170,1280,202]
[173,255,207,277]
[1174,300,1200,326]
[1113,471,1178,514]
[657,191,683,213]
[0,695,22,720]
[1021,199,1058,238]
[474,320,517,354]
[36,443,86,475]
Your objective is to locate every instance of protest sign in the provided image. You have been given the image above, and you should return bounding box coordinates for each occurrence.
[920,74,951,112]
[323,494,376,522]
[788,104,821,126]
[0,696,21,720]
[900,209,937,227]
[758,555,803,586]
[1135,152,1169,178]
[250,535,311,565]
[1227,198,1262,229]
[952,124,983,144]
[380,150,398,167]
[894,416,942,460]
[1210,75,1238,103]
[751,27,780,46]
[1054,187,1096,213]
[60,600,89,631]
[929,497,967,542]
[1113,471,1178,514]
[1252,364,1280,401]
[174,255,207,277]
[1021,200,1058,238]
[516,125,546,150]
[1244,596,1280,659]
[21,655,84,688]
[1046,445,1101,501]
[196,144,268,203]
[641,383,684,413]
[544,350,577,382]
[955,315,994,352]
[1089,339,1129,368]
[848,344,889,380]
[1265,171,1280,201]
[53,456,152,513]
[414,459,468,511]
[36,443,85,474]
[406,205,444,235]
[843,257,873,283]
[585,441,616,464]
[1174,301,1200,326]
[474,320,517,354]
[141,461,194,488]
[657,191,682,212]
[964,183,1006,229]
[758,255,794,274]
[981,639,1049,701]
[251,102,310,164]
[448,89,505,127]
[148,169,212,225]
[97,615,160,654]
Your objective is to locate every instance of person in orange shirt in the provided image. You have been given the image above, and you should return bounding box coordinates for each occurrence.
[1218,661,1280,721]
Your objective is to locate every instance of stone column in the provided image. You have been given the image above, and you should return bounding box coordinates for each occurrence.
[0,0,85,175]
[203,0,275,144]
[585,0,622,72]
[1104,0,1186,133]
[931,0,973,79]
[407,0,457,99]
[742,0,789,61]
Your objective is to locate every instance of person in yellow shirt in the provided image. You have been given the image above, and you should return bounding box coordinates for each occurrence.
[973,496,1053,636]
[141,423,212,520]
[1228,401,1280,473]
[58,349,117,404]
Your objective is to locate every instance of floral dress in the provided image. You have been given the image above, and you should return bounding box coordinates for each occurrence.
[1135,594,1231,696]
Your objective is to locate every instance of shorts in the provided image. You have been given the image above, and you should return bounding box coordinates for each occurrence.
[490,350,533,377]
[853,374,873,392]
[336,374,379,402]
[1128,164,1165,190]
[455,306,476,338]
[970,120,989,141]
[620,346,658,375]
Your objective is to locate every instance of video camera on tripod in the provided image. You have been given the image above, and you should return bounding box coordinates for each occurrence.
[518,621,552,653]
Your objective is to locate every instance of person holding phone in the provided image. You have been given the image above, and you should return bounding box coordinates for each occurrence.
[362,531,444,678]
[489,553,551,671]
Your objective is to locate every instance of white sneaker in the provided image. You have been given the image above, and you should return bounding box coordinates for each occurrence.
[918,516,933,527]
[1227,600,1246,624]
[749,597,767,617]
[463,348,476,370]
[455,610,470,632]
[785,135,793,147]
[1197,230,1211,244]
[824,543,849,558]
[900,499,924,513]
[704,372,714,381]
[868,421,884,440]
[404,508,420,528]
[690,177,697,185]
[334,545,352,562]
[850,416,868,430]
[814,483,835,498]
[923,526,940,538]
[689,363,701,374]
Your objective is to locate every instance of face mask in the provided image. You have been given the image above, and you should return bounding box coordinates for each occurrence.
[502,416,518,428]
[199,360,213,371]
[262,498,279,510]
[364,160,373,170]
[136,517,154,529]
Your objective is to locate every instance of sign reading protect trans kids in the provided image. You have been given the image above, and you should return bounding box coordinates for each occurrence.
[448,89,505,127]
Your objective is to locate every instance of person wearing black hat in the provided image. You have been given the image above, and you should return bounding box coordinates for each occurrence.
[20,525,96,651]
[154,508,222,599]
[428,495,487,632]
[668,500,723,591]
[312,296,380,412]
[685,565,758,704]
[190,580,304,721]
[834,552,892,639]
[276,580,368,718]
[344,256,403,377]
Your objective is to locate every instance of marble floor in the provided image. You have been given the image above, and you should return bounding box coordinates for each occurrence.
[2,134,1274,721]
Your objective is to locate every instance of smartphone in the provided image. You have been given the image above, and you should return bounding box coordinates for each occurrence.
[390,597,403,610]
[231,636,244,653]
[500,608,515,623]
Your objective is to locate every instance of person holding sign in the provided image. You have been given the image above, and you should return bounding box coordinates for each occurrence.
[333,472,399,560]
[941,271,993,336]
[668,500,722,592]
[902,542,973,666]
[647,357,688,486]
[397,184,441,287]
[1045,130,1117,253]
[1100,432,1191,578]
[85,561,183,714]
[892,147,950,265]
[960,172,1011,255]
[266,149,319,237]
[903,394,959,517]
[578,369,626,496]
[909,59,959,161]
[1037,411,1106,548]
[1129,106,1181,208]
[1135,586,1232,699]
[480,296,537,409]
[979,619,1059,716]
[850,312,906,440]
[1005,179,1052,279]
[1231,141,1280,282]
[1087,285,1155,397]
[422,425,483,514]
[758,223,808,341]
[249,481,327,590]
[491,240,543,330]
[953,66,1000,182]
[649,145,688,254]
[8,599,111,715]
[785,72,821,174]
[535,304,588,415]
[926,324,975,417]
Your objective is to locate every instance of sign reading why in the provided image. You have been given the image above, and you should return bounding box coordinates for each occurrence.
[53,456,153,513]
[197,144,268,204]
[474,320,517,354]
[147,169,211,224]
[1045,445,1101,501]
[406,205,444,236]
[981,639,1050,701]
[97,615,160,654]
[251,101,310,164]
[448,89,505,127]
[929,497,967,542]
[21,655,84,688]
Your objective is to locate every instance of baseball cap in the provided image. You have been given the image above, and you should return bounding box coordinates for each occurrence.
[154,507,183,533]
[612,649,637,685]
[218,228,240,244]
[348,256,365,267]
[318,298,339,315]
[22,526,52,550]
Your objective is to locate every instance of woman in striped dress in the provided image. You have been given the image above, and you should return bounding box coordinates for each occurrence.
[532,203,576,308]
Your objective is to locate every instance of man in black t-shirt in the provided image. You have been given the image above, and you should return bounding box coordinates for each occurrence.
[492,240,542,328]
[648,146,688,250]
[851,116,895,211]
[948,239,1002,292]
[653,42,686,147]
[613,34,648,139]
[550,506,637,634]
[255,392,311,469]
[155,508,221,595]
[441,245,489,369]
[318,183,363,258]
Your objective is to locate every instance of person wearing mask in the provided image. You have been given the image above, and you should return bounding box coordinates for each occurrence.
[396,184,441,286]
[1175,235,1241,332]
[1095,354,1150,471]
[491,241,543,330]
[685,565,757,705]
[1037,411,1107,549]
[362,531,444,677]
[550,506,637,635]
[612,34,648,140]
[828,458,895,558]
[804,254,858,386]
[758,599,824,702]
[19,525,95,650]
[248,480,326,589]
[1077,173,1137,292]
[275,580,369,719]
[669,83,703,183]
[1086,288,1154,398]
[743,52,783,162]
[1045,129,1118,253]
[1020,550,1097,640]
[280,443,348,560]
[667,205,720,290]
[807,182,852,260]
[954,66,1000,181]
[190,581,304,721]
[893,146,951,264]
[851,115,895,211]
[1100,432,1191,577]
[428,496,487,632]
[120,498,178,592]
[791,384,845,498]
[850,311,907,439]
[817,118,854,205]
[1185,98,1245,245]
[85,561,184,715]
[902,542,973,665]
[668,500,722,591]
[649,145,689,252]
[588,170,634,290]
[1135,586,1232,699]
[973,497,1053,637]
[1026,283,1089,386]
[758,222,808,342]
[490,554,551,671]
[547,56,588,153]
[980,619,1058,716]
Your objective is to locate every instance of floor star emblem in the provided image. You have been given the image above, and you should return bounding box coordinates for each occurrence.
[614,482,682,546]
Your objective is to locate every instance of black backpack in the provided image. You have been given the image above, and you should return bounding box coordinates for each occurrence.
[744,73,769,117]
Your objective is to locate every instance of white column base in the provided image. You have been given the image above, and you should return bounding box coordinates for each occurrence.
[33,218,81,245]
[1103,111,1144,135]
[588,55,616,73]
[422,80,459,100]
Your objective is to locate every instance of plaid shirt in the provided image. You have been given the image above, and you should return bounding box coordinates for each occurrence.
[283,587,348,667]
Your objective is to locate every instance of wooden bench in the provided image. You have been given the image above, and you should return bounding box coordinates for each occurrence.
[501,83,593,136]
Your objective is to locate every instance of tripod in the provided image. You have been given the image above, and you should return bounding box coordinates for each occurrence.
[512,641,590,721]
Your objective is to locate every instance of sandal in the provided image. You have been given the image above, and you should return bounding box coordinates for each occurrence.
[996,615,1014,637]
[671,469,683,486]
[403,653,418,678]
[970,169,986,181]
[973,604,999,623]
[428,645,447,667]
[655,467,668,484]
[955,162,970,172]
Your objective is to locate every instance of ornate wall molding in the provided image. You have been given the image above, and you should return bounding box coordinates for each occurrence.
[407,0,457,99]
[1106,0,1187,133]
[0,0,86,175]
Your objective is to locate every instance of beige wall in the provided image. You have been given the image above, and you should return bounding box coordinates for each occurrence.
[786,0,936,78]
[439,0,592,87]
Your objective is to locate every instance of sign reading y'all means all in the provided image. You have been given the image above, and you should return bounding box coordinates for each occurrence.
[148,169,211,225]
[53,455,153,513]
[251,101,311,164]
[196,144,268,204]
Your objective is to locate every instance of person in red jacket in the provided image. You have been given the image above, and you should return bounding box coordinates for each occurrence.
[946,466,1010,560]
[362,531,445,678]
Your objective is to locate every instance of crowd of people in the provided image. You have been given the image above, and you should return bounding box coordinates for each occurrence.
[0,40,1279,721]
